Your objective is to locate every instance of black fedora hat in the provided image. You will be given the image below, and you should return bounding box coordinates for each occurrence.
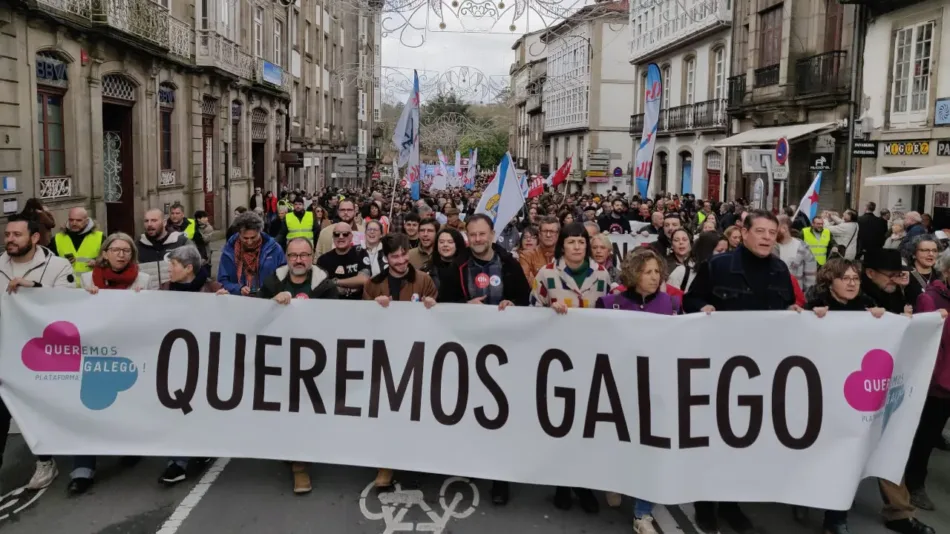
[863,248,908,272]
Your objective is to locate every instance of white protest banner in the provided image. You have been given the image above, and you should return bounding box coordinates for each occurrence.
[0,290,942,509]
[609,232,657,264]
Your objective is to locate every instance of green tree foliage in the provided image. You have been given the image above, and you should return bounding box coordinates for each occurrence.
[421,91,472,125]
[460,129,508,170]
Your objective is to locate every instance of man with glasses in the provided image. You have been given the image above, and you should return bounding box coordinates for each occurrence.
[316,222,370,300]
[518,216,559,282]
[315,199,365,258]
[860,248,935,534]
[258,237,339,494]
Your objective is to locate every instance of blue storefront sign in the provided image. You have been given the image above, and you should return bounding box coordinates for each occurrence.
[262,61,282,86]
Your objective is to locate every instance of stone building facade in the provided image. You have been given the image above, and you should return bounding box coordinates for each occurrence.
[0,0,379,236]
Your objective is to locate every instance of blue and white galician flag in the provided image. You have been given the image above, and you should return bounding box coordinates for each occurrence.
[392,70,420,170]
[475,152,524,230]
[518,172,529,198]
[465,149,478,190]
[634,63,662,198]
[797,171,823,221]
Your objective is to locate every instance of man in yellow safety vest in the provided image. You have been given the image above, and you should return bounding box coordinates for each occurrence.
[166,202,196,240]
[801,216,833,266]
[49,207,103,287]
[284,197,314,242]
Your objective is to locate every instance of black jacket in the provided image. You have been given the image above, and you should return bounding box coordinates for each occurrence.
[684,245,795,312]
[258,265,339,300]
[437,244,530,305]
[857,212,888,255]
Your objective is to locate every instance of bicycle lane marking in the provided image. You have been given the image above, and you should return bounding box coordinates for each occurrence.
[155,458,231,534]
[359,476,480,533]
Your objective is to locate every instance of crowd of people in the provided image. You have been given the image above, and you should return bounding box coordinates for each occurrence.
[3,183,950,534]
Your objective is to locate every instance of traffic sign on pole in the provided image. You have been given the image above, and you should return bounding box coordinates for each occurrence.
[775,137,790,166]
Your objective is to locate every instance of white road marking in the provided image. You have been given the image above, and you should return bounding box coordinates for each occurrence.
[155,458,230,534]
[653,504,685,532]
[0,486,48,522]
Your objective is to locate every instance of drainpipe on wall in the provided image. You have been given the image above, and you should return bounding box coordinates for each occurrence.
[844,3,866,210]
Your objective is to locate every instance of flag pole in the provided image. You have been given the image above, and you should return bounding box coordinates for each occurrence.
[388,165,400,220]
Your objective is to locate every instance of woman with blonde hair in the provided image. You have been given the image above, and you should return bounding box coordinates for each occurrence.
[82,232,149,293]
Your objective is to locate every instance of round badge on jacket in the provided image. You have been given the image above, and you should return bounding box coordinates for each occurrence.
[295,293,310,299]
[475,273,490,289]
[489,275,502,287]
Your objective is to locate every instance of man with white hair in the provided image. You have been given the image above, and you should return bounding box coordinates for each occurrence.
[901,211,928,259]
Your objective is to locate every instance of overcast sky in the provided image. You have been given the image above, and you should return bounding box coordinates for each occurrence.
[377,1,591,103]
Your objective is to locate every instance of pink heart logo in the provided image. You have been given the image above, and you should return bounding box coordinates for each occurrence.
[843,349,894,412]
[21,321,82,373]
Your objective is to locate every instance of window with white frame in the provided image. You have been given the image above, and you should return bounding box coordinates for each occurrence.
[713,47,725,100]
[291,9,298,49]
[275,19,283,65]
[661,65,670,109]
[891,20,935,124]
[684,57,696,104]
[254,7,263,58]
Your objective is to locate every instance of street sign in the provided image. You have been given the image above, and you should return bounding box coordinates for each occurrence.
[372,171,381,180]
[937,140,950,157]
[852,141,878,158]
[809,153,833,171]
[772,166,789,181]
[741,149,773,173]
[775,137,789,166]
[613,167,623,177]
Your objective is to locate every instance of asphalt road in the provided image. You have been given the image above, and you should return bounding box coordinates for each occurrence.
[2,239,950,533]
[1,435,950,534]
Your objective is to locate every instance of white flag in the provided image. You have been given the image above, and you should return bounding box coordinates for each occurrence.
[391,71,420,169]
[475,152,524,231]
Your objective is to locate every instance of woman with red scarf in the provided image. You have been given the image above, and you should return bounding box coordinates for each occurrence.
[81,232,150,293]
[71,232,147,496]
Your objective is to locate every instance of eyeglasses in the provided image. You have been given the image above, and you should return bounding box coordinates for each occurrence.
[287,253,313,260]
[333,231,352,238]
[838,276,861,284]
[919,248,939,254]
[107,248,132,256]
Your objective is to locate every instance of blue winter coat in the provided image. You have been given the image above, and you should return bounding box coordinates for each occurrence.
[217,232,287,295]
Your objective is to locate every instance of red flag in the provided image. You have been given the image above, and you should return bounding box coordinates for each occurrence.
[546,156,573,188]
[527,176,544,199]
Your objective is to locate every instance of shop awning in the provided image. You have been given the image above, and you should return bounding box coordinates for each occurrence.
[711,122,839,148]
[864,164,950,187]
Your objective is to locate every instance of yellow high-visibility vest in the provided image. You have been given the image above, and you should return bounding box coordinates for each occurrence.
[182,218,196,240]
[802,227,832,266]
[54,230,104,287]
[697,211,707,225]
[285,211,314,241]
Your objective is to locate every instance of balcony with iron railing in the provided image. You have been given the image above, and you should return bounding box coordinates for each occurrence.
[198,31,253,79]
[629,0,732,63]
[91,0,169,48]
[629,99,727,138]
[795,50,849,97]
[630,113,644,135]
[727,74,746,108]
[35,0,92,21]
[753,64,780,88]
[39,177,72,200]
[168,17,194,61]
[692,99,727,129]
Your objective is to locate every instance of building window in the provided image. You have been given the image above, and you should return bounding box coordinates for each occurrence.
[891,21,935,118]
[305,22,310,53]
[291,9,298,49]
[639,72,647,113]
[712,47,725,100]
[254,7,263,58]
[159,83,175,171]
[231,100,241,167]
[661,65,671,109]
[758,5,783,68]
[684,57,696,104]
[275,19,283,65]
[36,92,65,177]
